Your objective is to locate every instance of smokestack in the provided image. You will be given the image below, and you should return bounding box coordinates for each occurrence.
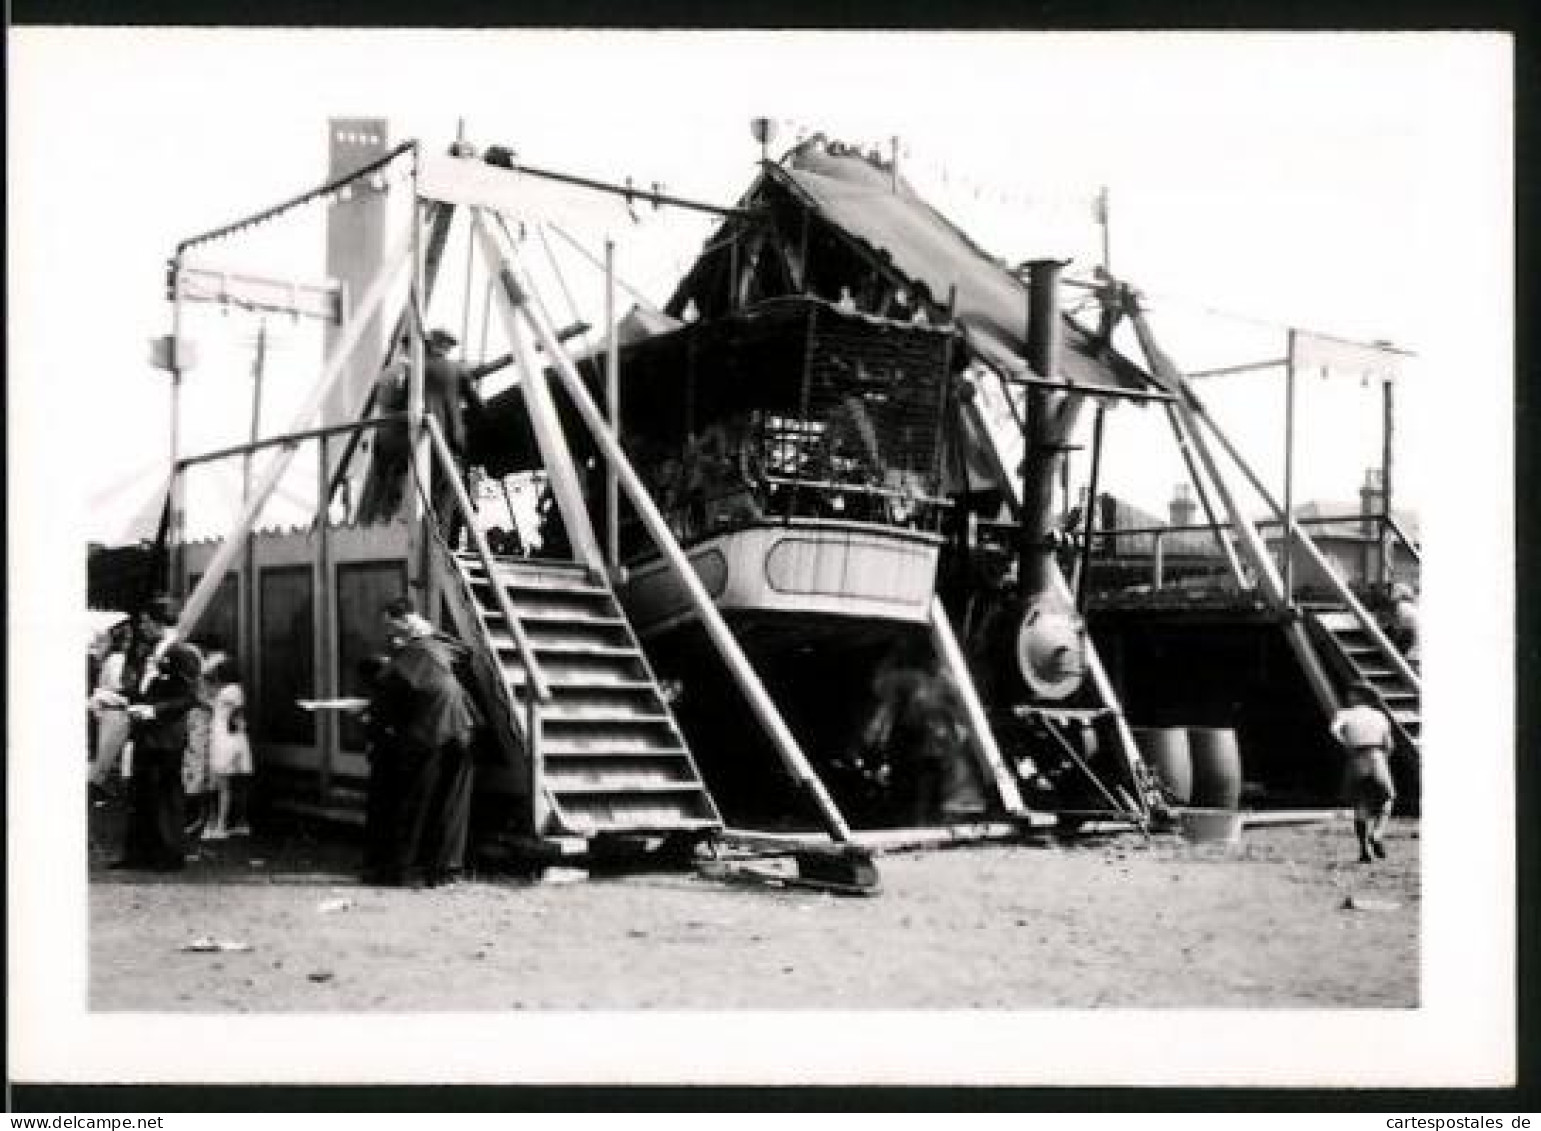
[322,118,392,481]
[1018,259,1068,597]
[1169,482,1196,527]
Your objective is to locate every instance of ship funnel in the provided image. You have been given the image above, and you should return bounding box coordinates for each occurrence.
[1017,258,1068,598]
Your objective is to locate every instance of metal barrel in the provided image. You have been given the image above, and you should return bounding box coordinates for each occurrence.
[1187,726,1243,809]
[1132,725,1192,805]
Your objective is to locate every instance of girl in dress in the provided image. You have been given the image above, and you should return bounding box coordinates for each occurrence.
[183,645,221,838]
[206,657,254,838]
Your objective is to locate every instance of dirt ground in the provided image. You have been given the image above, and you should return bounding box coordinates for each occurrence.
[87,798,1418,1011]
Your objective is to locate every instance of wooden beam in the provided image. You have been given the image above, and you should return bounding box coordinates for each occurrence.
[470,211,605,570]
[928,597,1027,818]
[176,265,343,324]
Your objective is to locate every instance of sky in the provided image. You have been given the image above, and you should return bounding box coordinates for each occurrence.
[9,29,1485,541]
[7,29,1516,1087]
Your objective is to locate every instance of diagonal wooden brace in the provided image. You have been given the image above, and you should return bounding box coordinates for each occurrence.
[173,228,414,642]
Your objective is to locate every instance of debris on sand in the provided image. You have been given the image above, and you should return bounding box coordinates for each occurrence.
[316,897,355,914]
[307,969,335,983]
[180,937,253,953]
[1341,896,1401,912]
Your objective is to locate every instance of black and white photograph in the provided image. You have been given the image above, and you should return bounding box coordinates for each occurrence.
[7,27,1514,1091]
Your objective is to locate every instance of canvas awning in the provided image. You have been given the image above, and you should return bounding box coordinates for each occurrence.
[771,148,1152,393]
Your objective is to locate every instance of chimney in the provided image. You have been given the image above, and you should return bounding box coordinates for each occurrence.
[1169,482,1196,528]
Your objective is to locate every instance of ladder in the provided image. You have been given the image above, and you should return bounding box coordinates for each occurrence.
[450,551,723,839]
[1305,605,1422,756]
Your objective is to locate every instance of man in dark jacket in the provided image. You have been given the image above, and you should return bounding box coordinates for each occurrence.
[423,328,485,547]
[355,329,486,543]
[376,598,481,886]
[112,641,203,871]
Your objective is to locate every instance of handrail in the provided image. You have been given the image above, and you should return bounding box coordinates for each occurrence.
[1383,514,1422,565]
[421,413,552,704]
[1289,520,1421,690]
[760,473,955,509]
[177,413,406,471]
[1043,515,1397,541]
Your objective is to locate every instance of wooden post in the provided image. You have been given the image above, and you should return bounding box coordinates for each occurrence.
[928,597,1027,817]
[168,254,186,601]
[488,220,854,844]
[605,238,620,571]
[408,186,431,617]
[1283,329,1298,603]
[1381,375,1395,587]
[314,434,336,797]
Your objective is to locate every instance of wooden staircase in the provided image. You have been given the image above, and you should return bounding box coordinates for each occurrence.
[452,551,724,841]
[1305,605,1421,756]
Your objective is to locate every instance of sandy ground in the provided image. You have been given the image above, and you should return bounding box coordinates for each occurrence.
[88,801,1418,1011]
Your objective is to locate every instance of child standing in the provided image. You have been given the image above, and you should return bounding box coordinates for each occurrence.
[206,658,254,839]
[1331,681,1398,863]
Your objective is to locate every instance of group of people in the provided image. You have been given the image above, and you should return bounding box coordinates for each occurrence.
[90,599,254,872]
[354,597,485,888]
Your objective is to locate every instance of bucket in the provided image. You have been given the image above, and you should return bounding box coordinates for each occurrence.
[1133,726,1192,805]
[1187,727,1243,809]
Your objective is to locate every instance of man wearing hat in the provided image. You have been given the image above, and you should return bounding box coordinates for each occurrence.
[113,639,203,871]
[1330,681,1398,863]
[357,329,485,540]
[423,328,486,546]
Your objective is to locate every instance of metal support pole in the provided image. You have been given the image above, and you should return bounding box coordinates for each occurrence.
[605,238,620,571]
[1075,403,1106,613]
[1283,329,1297,602]
[485,218,853,844]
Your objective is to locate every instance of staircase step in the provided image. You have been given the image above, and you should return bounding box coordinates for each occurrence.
[524,621,633,648]
[506,658,649,687]
[557,808,721,834]
[546,747,691,762]
[505,608,626,627]
[549,778,710,796]
[457,553,589,575]
[530,640,644,658]
[542,733,684,755]
[541,705,674,724]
